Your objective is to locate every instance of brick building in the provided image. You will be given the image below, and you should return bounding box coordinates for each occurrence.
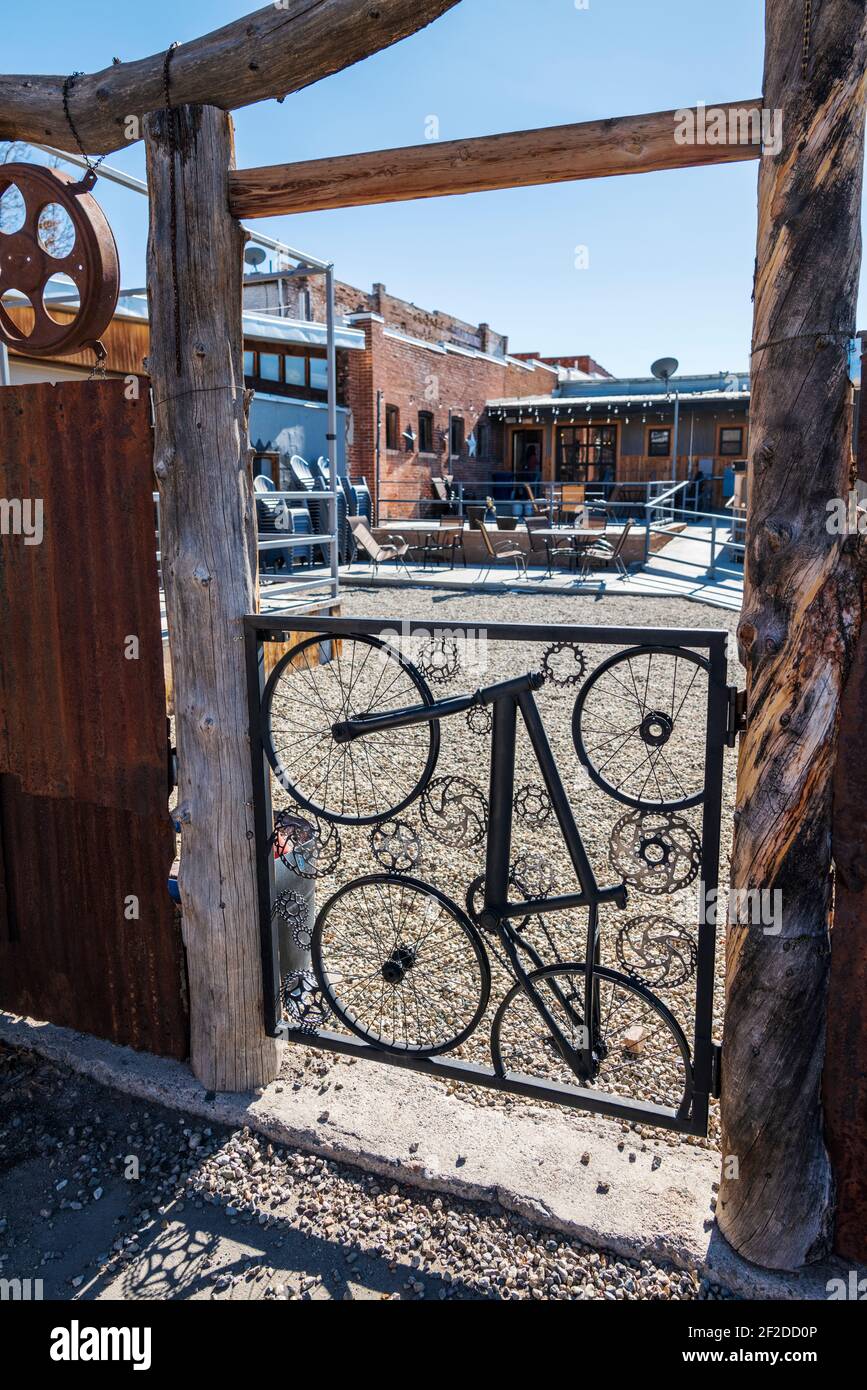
[244,268,576,516]
[243,266,752,514]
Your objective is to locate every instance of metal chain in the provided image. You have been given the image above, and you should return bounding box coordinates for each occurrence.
[802,0,813,79]
[163,42,183,376]
[88,341,108,382]
[61,72,107,183]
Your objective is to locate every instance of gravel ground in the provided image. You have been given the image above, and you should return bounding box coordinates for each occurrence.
[0,1044,732,1301]
[269,589,741,1154]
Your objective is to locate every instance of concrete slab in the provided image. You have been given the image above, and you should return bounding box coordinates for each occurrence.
[1,1011,859,1300]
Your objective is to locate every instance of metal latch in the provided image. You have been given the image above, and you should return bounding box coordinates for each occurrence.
[711,1042,723,1099]
[725,687,747,746]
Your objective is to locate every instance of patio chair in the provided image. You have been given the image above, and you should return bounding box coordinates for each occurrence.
[557,483,586,525]
[348,514,412,581]
[526,516,575,578]
[577,520,634,582]
[424,515,467,569]
[518,482,550,519]
[478,519,528,582]
[431,476,457,518]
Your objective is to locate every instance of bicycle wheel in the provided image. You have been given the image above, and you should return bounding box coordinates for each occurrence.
[263,634,440,825]
[313,875,491,1056]
[572,646,710,810]
[491,964,693,1113]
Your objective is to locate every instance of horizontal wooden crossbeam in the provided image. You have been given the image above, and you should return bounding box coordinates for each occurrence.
[0,0,459,154]
[230,101,764,219]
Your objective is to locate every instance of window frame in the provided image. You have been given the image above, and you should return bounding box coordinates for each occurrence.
[242,345,330,401]
[555,423,618,484]
[418,410,435,454]
[647,426,672,458]
[385,404,400,451]
[450,415,465,458]
[718,425,745,457]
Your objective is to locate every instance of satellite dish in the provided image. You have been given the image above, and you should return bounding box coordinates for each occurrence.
[244,245,268,269]
[651,357,679,384]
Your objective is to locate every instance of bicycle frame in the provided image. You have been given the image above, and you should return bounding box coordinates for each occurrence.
[334,668,629,1081]
[246,613,731,1135]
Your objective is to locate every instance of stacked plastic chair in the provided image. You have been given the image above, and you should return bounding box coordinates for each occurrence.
[354,478,373,525]
[254,475,293,578]
[287,455,332,566]
[286,507,314,568]
[309,456,347,567]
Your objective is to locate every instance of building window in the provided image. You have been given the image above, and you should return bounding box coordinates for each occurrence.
[385,404,400,450]
[418,411,434,454]
[309,356,328,391]
[720,426,745,456]
[648,427,672,457]
[259,352,281,382]
[243,347,330,398]
[284,355,306,387]
[478,420,493,460]
[556,425,617,484]
[253,451,280,485]
[450,415,465,457]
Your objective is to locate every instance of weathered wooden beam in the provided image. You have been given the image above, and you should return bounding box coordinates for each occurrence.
[719,0,867,1270]
[229,101,764,218]
[0,0,459,154]
[145,103,279,1092]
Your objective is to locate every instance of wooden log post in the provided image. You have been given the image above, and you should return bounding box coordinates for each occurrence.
[719,0,867,1269]
[145,104,279,1092]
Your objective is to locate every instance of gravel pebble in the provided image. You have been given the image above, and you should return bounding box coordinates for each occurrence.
[0,1044,732,1302]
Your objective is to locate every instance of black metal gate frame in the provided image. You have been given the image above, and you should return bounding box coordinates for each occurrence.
[245,615,731,1136]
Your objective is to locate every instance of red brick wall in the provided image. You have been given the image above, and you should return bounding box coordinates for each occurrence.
[344,319,555,518]
[298,277,509,356]
[512,352,613,378]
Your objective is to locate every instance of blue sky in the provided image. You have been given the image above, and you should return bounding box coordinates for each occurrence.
[3,0,864,376]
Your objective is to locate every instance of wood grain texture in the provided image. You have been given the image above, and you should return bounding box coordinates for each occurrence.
[230,102,763,218]
[719,0,867,1270]
[0,0,459,154]
[145,104,278,1092]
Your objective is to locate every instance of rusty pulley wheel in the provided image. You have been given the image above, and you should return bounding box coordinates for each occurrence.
[0,163,119,358]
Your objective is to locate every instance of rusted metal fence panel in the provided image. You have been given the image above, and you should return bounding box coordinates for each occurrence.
[0,381,188,1058]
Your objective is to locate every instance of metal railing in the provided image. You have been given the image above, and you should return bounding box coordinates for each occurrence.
[375,477,664,525]
[155,484,341,615]
[369,474,745,582]
[641,481,745,578]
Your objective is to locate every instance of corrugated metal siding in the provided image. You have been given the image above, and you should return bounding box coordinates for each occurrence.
[0,381,188,1058]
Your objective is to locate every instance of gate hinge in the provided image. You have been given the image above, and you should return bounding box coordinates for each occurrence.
[726,687,748,746]
[711,1042,723,1099]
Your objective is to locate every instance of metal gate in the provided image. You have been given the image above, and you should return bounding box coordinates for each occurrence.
[0,381,187,1058]
[247,614,736,1135]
